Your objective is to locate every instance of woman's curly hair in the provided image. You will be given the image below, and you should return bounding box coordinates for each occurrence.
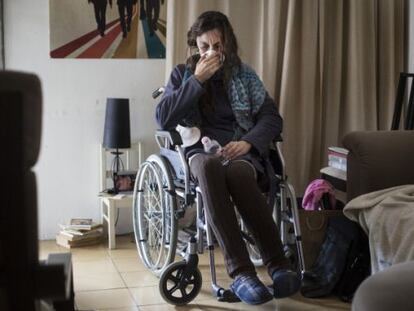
[186,11,241,86]
[185,11,241,114]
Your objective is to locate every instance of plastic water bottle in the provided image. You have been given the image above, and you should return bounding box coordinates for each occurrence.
[201,136,229,165]
[201,136,221,154]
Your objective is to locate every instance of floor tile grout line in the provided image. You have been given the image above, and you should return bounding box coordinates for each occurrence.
[107,252,141,308]
[74,286,130,294]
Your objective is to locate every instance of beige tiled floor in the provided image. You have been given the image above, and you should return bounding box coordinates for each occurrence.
[39,235,351,311]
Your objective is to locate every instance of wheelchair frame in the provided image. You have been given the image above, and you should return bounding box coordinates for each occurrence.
[132,129,306,305]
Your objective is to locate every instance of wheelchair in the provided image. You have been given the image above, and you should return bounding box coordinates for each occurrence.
[132,126,306,305]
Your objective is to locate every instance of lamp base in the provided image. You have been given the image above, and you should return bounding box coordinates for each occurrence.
[111,149,125,194]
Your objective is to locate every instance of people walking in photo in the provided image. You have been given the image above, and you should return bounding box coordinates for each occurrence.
[139,0,146,20]
[88,0,112,37]
[145,0,162,36]
[117,0,136,38]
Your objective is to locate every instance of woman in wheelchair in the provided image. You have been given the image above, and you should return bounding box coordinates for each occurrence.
[155,11,301,305]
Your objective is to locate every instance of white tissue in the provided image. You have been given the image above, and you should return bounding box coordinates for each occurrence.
[175,125,201,147]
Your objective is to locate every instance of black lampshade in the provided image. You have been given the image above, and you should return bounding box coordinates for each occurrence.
[103,98,131,149]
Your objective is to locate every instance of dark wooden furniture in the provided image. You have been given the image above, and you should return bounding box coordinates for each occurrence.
[0,71,74,311]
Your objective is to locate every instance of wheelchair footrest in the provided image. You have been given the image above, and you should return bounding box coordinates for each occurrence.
[215,288,241,303]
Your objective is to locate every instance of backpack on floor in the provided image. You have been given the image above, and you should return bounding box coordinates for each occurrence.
[333,225,371,302]
[301,215,370,302]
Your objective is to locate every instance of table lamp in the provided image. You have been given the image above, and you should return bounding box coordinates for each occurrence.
[103,98,131,193]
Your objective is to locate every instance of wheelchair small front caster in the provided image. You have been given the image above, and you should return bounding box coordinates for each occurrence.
[159,261,202,305]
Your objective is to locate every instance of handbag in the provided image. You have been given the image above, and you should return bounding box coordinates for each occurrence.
[299,209,344,269]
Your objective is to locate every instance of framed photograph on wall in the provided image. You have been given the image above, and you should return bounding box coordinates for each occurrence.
[49,0,167,59]
[114,170,137,194]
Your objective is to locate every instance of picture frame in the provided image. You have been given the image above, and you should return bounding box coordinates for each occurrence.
[49,0,167,59]
[114,170,137,193]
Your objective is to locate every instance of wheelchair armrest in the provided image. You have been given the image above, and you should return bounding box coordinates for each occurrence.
[155,130,183,146]
[269,135,284,176]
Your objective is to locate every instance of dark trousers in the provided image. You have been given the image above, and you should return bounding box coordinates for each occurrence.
[93,0,108,34]
[139,0,146,19]
[118,0,133,35]
[190,154,289,278]
[145,0,160,34]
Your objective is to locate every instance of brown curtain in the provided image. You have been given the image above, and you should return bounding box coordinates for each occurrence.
[165,0,407,194]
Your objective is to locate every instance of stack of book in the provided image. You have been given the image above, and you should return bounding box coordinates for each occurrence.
[56,218,103,249]
[328,147,349,171]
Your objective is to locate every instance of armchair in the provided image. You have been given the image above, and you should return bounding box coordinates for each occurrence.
[343,130,414,201]
[342,130,414,311]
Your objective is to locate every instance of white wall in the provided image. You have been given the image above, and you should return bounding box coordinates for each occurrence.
[4,0,164,239]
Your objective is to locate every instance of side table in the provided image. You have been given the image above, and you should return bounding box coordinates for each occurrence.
[320,166,347,203]
[100,193,133,249]
[99,141,142,249]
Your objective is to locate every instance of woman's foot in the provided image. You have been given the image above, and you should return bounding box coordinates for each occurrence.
[230,273,273,305]
[272,269,302,298]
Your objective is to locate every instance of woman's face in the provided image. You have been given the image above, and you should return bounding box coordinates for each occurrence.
[196,29,224,56]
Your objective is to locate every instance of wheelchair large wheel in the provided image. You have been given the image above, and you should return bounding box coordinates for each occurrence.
[159,261,202,306]
[133,154,178,276]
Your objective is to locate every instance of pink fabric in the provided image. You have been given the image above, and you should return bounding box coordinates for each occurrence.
[302,179,337,210]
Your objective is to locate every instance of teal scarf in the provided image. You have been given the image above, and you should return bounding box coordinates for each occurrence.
[183,63,267,138]
[227,63,266,134]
